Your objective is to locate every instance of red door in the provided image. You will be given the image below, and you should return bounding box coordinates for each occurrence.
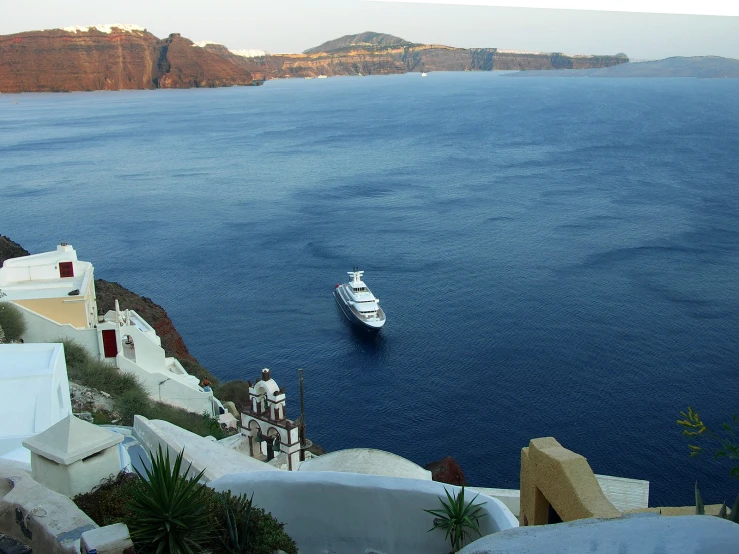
[102,330,118,358]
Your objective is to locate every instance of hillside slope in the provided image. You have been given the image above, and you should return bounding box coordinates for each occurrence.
[304,32,412,54]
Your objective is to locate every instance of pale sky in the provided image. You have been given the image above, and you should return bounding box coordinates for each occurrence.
[1,0,737,60]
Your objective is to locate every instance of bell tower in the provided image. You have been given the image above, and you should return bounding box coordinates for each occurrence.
[240,368,302,470]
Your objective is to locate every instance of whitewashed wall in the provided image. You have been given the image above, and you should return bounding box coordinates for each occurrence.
[117,356,213,415]
[14,305,99,353]
[210,471,518,554]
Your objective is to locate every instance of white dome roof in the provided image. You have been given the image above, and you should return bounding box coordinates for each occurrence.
[298,448,431,480]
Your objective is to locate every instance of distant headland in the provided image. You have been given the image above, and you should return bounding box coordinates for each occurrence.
[0,27,627,93]
[2,27,736,94]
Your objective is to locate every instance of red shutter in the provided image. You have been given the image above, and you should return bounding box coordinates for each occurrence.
[59,262,74,278]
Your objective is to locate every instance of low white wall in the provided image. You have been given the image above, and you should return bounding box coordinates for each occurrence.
[0,461,96,554]
[118,355,213,415]
[469,487,520,517]
[123,324,165,372]
[133,416,277,482]
[210,471,519,554]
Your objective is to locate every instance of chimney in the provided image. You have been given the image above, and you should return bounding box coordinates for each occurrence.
[262,368,271,381]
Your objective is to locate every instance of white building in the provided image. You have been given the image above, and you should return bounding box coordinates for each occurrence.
[0,343,72,463]
[0,244,220,416]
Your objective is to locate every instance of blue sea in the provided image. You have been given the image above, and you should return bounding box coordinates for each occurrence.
[1,73,738,507]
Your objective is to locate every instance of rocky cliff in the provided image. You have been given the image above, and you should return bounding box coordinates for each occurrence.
[216,32,628,79]
[0,26,253,93]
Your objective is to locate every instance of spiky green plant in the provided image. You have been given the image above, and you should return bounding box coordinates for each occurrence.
[424,486,487,553]
[695,482,739,524]
[128,446,211,553]
[219,492,254,554]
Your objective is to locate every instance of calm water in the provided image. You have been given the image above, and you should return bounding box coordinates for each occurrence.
[1,73,738,506]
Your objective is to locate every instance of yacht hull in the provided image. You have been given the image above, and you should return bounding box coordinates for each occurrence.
[333,287,385,331]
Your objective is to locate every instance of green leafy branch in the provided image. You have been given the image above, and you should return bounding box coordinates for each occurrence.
[677,407,739,480]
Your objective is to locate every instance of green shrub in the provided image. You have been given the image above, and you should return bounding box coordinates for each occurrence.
[74,465,298,554]
[246,505,299,554]
[128,447,211,554]
[0,301,27,341]
[73,472,143,527]
[63,340,145,397]
[115,388,153,426]
[62,339,91,368]
[217,491,253,554]
[215,380,252,413]
[62,339,225,438]
[202,489,298,554]
[148,403,225,440]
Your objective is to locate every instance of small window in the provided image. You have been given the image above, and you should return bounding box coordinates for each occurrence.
[59,262,74,278]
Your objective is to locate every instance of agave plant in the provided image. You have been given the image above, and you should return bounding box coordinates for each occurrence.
[424,486,487,553]
[218,491,254,554]
[695,482,739,524]
[128,446,211,553]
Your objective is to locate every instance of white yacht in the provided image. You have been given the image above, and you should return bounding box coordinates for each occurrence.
[334,269,386,330]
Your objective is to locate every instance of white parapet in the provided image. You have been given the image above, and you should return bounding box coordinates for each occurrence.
[133,416,277,482]
[210,471,518,554]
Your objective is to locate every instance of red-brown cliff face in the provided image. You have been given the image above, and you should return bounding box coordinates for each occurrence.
[154,34,254,89]
[0,27,253,93]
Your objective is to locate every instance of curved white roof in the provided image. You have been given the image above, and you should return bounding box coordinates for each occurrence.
[254,377,280,397]
[298,448,432,480]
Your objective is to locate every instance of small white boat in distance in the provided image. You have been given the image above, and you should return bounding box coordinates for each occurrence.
[421,72,428,77]
[334,269,386,330]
